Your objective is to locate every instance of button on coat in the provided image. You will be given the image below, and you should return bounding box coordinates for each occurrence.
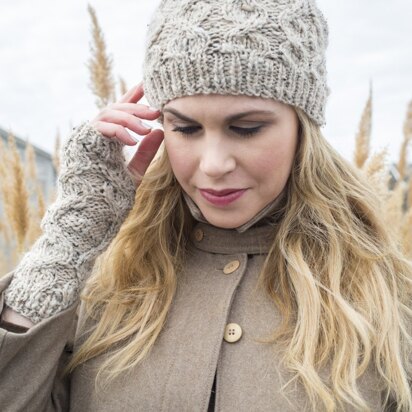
[223,260,240,274]
[223,323,242,343]
[194,228,204,242]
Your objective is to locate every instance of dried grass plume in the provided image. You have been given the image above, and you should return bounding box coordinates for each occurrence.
[398,100,412,180]
[354,81,373,168]
[4,131,30,256]
[87,3,116,109]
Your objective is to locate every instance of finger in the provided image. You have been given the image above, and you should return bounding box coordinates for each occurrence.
[127,129,165,182]
[117,82,144,104]
[108,102,160,120]
[93,121,138,146]
[97,110,153,137]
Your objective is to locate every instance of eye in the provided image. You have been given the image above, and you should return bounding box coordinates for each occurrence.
[171,126,201,135]
[231,126,262,137]
[171,125,262,137]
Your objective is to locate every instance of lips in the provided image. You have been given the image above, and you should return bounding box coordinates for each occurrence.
[199,188,247,206]
[201,188,244,196]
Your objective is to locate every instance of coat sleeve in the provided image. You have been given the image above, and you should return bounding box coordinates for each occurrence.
[0,270,79,412]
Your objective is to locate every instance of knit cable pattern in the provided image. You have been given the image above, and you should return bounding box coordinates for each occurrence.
[4,121,138,324]
[143,0,330,127]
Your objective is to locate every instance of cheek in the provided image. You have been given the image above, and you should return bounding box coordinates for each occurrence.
[164,137,195,182]
[257,139,297,181]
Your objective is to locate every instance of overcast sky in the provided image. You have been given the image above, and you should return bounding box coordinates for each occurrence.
[0,0,411,165]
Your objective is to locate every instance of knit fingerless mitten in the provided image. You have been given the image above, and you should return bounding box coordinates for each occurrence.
[4,121,138,324]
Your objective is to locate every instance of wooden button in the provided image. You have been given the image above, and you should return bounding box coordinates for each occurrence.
[223,260,240,274]
[223,323,242,343]
[193,228,204,241]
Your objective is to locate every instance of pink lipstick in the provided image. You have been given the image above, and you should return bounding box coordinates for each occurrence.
[199,188,247,206]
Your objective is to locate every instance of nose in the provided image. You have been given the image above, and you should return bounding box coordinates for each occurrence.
[198,138,236,178]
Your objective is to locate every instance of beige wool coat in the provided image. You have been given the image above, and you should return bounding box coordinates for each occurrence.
[0,219,388,411]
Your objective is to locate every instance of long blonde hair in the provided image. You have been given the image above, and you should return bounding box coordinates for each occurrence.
[64,108,412,411]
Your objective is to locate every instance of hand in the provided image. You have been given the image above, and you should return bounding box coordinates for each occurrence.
[2,84,165,324]
[89,81,164,184]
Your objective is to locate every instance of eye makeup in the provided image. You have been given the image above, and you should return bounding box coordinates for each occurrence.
[171,125,263,138]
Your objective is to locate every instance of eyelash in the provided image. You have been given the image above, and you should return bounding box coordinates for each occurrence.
[171,125,262,138]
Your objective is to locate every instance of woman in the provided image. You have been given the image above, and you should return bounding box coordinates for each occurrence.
[1,0,411,411]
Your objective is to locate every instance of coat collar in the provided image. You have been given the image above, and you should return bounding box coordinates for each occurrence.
[189,221,278,254]
[184,188,286,254]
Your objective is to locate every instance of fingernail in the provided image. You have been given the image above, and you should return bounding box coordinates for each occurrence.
[130,134,140,143]
[141,121,152,129]
[147,106,159,112]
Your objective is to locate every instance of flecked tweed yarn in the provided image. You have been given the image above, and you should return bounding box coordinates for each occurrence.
[4,122,138,324]
[143,0,331,127]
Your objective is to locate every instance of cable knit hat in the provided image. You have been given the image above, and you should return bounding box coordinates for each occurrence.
[142,0,331,127]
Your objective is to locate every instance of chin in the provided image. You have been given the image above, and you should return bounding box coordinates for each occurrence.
[202,213,249,229]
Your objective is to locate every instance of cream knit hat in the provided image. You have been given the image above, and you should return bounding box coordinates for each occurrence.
[142,0,331,127]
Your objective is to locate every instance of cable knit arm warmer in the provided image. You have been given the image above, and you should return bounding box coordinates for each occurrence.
[4,121,138,324]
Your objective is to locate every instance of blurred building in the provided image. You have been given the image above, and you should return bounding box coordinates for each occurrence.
[389,163,412,187]
[0,127,57,270]
[0,126,57,204]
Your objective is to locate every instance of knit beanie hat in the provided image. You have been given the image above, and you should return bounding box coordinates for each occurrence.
[142,0,330,127]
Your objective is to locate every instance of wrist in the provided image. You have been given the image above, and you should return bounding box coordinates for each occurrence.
[1,305,34,328]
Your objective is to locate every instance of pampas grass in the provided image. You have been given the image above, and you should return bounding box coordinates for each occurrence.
[402,208,412,258]
[119,76,128,96]
[364,148,388,179]
[3,132,30,256]
[398,100,412,180]
[362,148,390,202]
[86,3,116,109]
[53,128,61,177]
[354,81,373,169]
[0,131,60,273]
[24,140,47,246]
[383,180,406,241]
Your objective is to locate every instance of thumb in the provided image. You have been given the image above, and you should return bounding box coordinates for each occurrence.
[127,128,165,185]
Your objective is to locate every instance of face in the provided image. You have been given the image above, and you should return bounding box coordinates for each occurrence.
[162,94,299,229]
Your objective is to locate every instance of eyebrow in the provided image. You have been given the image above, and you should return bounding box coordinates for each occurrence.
[162,108,275,122]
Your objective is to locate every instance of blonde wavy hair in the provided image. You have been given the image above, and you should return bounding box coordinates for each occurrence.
[64,107,412,411]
